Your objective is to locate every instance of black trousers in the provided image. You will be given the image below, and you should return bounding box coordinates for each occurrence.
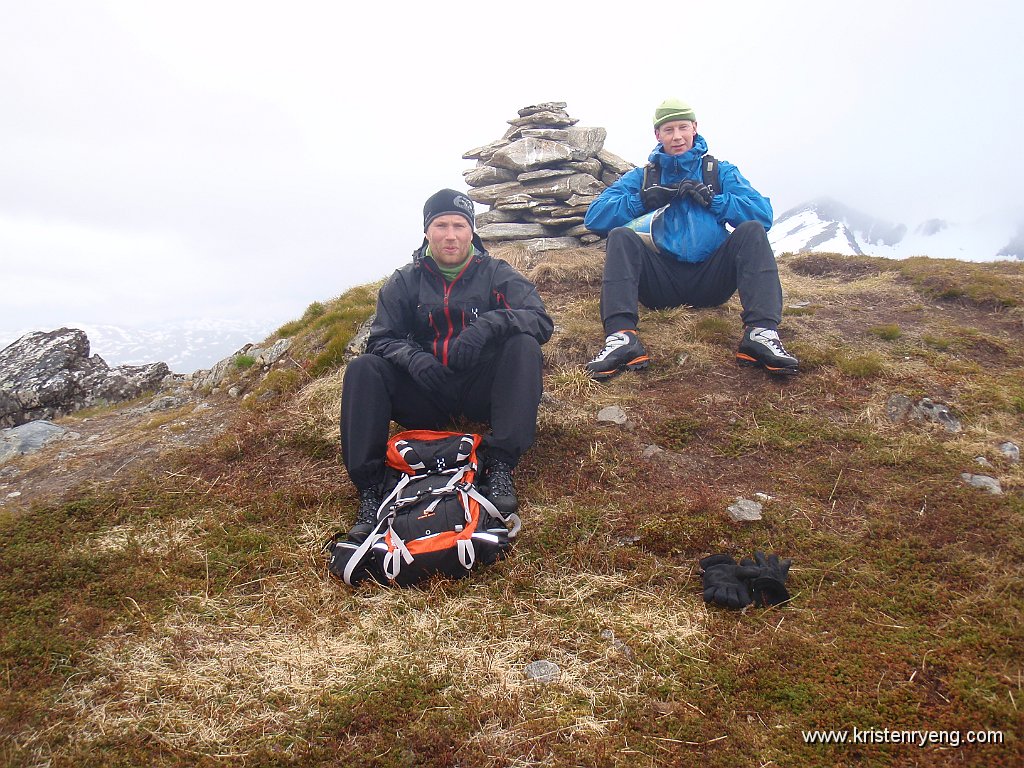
[341,334,543,490]
[600,222,783,335]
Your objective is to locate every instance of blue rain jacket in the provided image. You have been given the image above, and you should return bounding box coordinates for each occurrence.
[584,135,773,263]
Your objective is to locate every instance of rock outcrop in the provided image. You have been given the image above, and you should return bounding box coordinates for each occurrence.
[0,420,69,463]
[191,337,292,392]
[0,328,169,427]
[462,102,634,254]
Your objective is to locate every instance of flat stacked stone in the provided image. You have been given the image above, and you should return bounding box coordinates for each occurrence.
[462,102,635,253]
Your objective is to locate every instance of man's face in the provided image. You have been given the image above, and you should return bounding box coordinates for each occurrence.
[655,120,698,156]
[426,214,474,267]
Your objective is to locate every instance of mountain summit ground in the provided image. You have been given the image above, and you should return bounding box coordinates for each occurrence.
[1,248,1021,767]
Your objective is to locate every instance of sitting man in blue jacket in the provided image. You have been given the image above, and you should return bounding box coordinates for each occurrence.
[339,189,554,542]
[583,98,798,379]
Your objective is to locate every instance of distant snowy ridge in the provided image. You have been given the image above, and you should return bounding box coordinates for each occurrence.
[770,198,1023,262]
[0,319,277,375]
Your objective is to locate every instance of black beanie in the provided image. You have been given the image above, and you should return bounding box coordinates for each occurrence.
[423,188,476,231]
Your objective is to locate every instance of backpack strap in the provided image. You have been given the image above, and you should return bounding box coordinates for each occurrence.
[341,473,413,585]
[456,539,476,570]
[382,533,414,580]
[466,485,522,538]
[640,162,661,199]
[642,157,720,196]
[701,155,721,195]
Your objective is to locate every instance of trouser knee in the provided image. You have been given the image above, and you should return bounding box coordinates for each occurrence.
[497,333,542,367]
[343,353,390,390]
[731,222,775,263]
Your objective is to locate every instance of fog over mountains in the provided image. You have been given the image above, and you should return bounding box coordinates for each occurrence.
[769,198,1024,262]
[0,319,276,376]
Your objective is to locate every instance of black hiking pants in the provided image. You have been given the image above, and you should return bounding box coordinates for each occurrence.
[600,222,783,335]
[341,334,543,491]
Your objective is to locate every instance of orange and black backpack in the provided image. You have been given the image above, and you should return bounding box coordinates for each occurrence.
[327,430,521,587]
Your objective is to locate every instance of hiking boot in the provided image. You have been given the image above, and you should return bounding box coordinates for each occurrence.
[585,330,650,381]
[736,327,799,375]
[347,486,382,543]
[483,460,518,516]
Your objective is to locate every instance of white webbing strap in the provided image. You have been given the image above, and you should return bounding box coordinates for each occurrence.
[342,516,387,585]
[382,533,414,580]
[341,475,413,585]
[466,486,522,538]
[456,538,476,570]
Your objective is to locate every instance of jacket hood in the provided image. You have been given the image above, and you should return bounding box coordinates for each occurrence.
[648,134,709,176]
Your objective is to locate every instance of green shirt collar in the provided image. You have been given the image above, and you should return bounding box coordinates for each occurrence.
[426,246,476,281]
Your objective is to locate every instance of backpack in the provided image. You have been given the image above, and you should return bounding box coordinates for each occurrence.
[327,430,521,588]
[641,154,721,197]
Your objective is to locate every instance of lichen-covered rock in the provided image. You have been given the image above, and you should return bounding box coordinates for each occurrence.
[0,329,168,428]
[488,138,576,172]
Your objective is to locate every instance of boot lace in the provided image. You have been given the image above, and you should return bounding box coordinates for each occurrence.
[589,332,630,363]
[752,328,792,358]
[486,461,515,497]
[355,487,382,525]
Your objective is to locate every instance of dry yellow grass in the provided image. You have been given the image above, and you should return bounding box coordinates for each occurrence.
[50,526,707,757]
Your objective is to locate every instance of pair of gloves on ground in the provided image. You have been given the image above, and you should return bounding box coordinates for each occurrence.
[641,179,715,211]
[407,322,492,392]
[700,551,792,609]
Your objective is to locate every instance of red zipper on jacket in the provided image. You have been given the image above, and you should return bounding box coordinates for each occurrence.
[424,256,475,366]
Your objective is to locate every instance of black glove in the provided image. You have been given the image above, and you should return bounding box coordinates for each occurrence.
[700,554,761,609]
[407,351,453,393]
[677,180,714,207]
[640,184,677,211]
[447,322,491,371]
[740,551,792,607]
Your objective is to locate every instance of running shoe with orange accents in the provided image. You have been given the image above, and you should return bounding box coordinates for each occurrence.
[736,327,799,376]
[585,330,650,381]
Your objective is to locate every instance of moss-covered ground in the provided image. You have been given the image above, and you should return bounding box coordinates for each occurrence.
[1,250,1021,767]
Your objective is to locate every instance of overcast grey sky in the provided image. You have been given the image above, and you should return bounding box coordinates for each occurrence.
[2,0,1021,344]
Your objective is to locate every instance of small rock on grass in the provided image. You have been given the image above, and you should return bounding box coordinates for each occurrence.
[999,441,1020,463]
[597,405,627,425]
[727,498,763,522]
[600,629,635,658]
[524,660,561,683]
[960,473,1002,495]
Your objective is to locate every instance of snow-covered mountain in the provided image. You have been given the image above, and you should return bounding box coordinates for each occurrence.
[770,198,1023,262]
[0,319,278,375]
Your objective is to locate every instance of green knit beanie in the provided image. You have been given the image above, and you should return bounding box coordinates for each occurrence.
[653,98,696,128]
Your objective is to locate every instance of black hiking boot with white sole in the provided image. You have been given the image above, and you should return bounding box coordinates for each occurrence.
[585,330,650,381]
[736,327,799,375]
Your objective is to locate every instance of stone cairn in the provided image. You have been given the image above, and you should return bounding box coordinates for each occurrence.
[462,102,635,254]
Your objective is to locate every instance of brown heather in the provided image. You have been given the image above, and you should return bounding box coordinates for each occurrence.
[1,249,1022,767]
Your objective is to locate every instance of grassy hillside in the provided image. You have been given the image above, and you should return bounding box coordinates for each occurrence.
[1,248,1021,767]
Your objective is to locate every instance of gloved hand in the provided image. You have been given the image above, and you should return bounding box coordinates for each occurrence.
[407,351,454,393]
[640,184,677,211]
[740,551,792,607]
[700,554,761,609]
[447,322,491,371]
[684,182,715,207]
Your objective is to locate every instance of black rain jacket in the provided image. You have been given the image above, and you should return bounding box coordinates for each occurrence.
[366,237,553,370]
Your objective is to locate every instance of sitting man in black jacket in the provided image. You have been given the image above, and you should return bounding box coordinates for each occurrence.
[340,188,554,542]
